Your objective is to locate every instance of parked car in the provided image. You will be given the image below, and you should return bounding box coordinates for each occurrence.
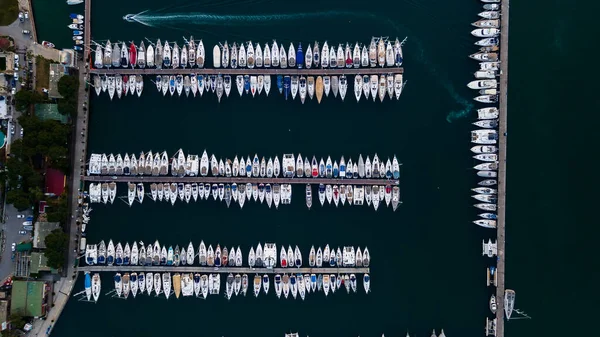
[11,243,16,252]
[18,231,27,235]
[20,128,23,137]
[18,12,24,22]
[16,214,24,219]
[21,30,30,35]
[24,12,29,20]
[11,88,16,95]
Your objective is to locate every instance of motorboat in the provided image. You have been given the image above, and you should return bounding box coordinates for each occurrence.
[475,70,497,79]
[472,130,498,144]
[475,38,499,47]
[468,80,497,89]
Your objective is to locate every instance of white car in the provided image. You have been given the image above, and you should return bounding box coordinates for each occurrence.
[11,243,16,252]
[20,128,23,137]
[16,214,25,219]
[11,88,16,95]
[24,12,29,20]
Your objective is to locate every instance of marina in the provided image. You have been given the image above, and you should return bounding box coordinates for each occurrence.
[25,0,520,335]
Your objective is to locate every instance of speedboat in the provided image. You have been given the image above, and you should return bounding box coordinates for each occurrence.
[472,28,500,37]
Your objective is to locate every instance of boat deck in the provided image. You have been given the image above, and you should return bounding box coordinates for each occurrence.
[79,266,370,274]
[83,176,399,186]
[89,67,403,76]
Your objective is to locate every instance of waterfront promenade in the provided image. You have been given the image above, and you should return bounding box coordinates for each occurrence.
[29,0,92,336]
[495,0,510,336]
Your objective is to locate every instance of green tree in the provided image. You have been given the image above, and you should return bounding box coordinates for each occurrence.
[44,229,69,269]
[57,75,79,98]
[57,98,77,117]
[13,90,43,112]
[6,189,30,211]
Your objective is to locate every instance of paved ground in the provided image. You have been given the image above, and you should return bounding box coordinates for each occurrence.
[0,205,31,280]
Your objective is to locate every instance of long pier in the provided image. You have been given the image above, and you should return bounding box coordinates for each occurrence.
[89,67,403,76]
[82,176,399,186]
[79,266,369,274]
[495,0,510,336]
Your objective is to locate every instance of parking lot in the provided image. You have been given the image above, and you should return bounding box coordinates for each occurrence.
[0,205,33,280]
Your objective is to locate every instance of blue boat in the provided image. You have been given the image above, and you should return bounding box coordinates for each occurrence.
[283,76,290,100]
[276,75,283,93]
[243,75,250,94]
[115,255,123,266]
[296,43,304,69]
[69,13,82,19]
[73,30,83,36]
[479,213,497,220]
[329,253,336,267]
[86,250,94,265]
[84,272,91,290]
[197,75,204,90]
[333,164,339,178]
[73,46,82,51]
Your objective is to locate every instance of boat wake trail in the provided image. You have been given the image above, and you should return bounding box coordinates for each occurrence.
[124,10,375,27]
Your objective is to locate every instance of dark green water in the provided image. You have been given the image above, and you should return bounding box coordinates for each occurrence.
[29,0,593,336]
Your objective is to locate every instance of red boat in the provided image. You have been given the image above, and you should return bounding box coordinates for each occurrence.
[129,43,137,67]
[122,75,128,94]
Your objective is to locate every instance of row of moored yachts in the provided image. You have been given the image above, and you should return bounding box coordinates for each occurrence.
[93,37,403,70]
[88,181,400,211]
[84,270,369,302]
[93,73,404,103]
[469,0,503,232]
[470,107,499,229]
[88,151,400,179]
[468,2,502,104]
[85,241,370,268]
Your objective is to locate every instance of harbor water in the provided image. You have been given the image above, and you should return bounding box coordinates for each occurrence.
[29,0,593,336]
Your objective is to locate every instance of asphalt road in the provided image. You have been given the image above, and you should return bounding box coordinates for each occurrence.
[0,205,31,280]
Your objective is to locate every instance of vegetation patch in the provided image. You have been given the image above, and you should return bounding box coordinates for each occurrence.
[44,228,69,269]
[35,55,51,93]
[0,114,70,211]
[57,74,79,118]
[0,0,19,27]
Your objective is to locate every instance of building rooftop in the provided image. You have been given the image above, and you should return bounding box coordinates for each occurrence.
[0,96,7,120]
[10,281,46,317]
[45,168,66,196]
[48,64,68,99]
[30,252,57,274]
[33,222,61,249]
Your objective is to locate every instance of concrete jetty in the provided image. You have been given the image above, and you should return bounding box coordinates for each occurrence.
[83,175,399,186]
[495,0,510,336]
[79,266,369,274]
[89,67,403,76]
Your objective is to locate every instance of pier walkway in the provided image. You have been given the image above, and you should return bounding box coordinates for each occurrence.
[83,176,399,186]
[89,67,403,76]
[79,266,369,274]
[495,0,510,336]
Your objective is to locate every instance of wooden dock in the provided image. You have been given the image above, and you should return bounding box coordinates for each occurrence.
[78,266,369,274]
[89,67,403,76]
[83,175,399,186]
[495,0,510,336]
